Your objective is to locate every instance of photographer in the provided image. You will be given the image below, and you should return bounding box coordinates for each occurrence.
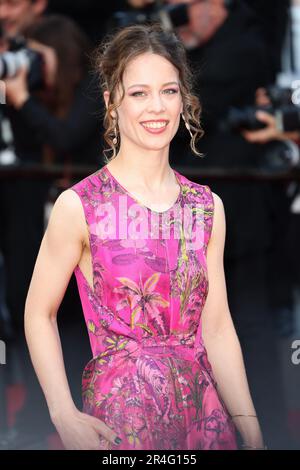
[0,0,48,38]
[126,0,228,49]
[241,89,300,341]
[242,110,300,143]
[241,88,300,144]
[0,0,48,165]
[3,25,102,166]
[0,12,103,448]
[0,0,49,449]
[244,0,290,81]
[241,0,300,145]
[241,0,300,344]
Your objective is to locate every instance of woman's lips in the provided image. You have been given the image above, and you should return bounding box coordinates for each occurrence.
[140,121,169,134]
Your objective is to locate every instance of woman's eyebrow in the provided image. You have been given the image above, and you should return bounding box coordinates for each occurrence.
[127,81,179,90]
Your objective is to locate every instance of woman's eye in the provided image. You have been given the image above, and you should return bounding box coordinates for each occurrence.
[131,91,145,97]
[131,89,178,97]
[164,89,178,94]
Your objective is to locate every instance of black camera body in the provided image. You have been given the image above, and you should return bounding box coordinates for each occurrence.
[0,35,44,91]
[221,85,300,134]
[220,85,300,171]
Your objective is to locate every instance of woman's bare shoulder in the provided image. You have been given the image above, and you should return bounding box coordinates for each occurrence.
[210,191,226,242]
[47,189,87,246]
[211,192,223,208]
[54,188,83,210]
[211,191,224,211]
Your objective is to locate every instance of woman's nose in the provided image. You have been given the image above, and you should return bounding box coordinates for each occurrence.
[147,93,166,113]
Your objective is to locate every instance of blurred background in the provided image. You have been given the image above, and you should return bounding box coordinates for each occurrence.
[0,0,300,450]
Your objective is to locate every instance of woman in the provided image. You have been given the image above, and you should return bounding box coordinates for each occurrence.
[24,23,266,450]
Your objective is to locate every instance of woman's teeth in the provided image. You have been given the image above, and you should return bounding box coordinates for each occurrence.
[141,122,167,129]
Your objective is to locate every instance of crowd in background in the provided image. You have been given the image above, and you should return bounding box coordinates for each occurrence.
[0,0,300,450]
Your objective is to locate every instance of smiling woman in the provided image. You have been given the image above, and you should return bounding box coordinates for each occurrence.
[104,52,183,149]
[94,23,204,162]
[24,23,265,451]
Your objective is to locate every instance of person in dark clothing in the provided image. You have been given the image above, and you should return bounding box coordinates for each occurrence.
[0,0,48,38]
[167,0,292,448]
[47,0,130,44]
[244,0,290,80]
[7,74,103,166]
[171,0,277,257]
[0,15,101,448]
[4,14,103,166]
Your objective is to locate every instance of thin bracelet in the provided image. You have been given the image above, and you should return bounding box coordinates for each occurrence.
[231,415,265,449]
[242,444,268,450]
[230,414,258,419]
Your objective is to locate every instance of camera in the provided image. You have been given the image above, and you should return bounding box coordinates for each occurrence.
[0,35,44,91]
[220,85,300,171]
[220,85,300,134]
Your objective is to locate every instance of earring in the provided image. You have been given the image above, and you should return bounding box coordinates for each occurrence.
[112,125,118,145]
[181,112,193,140]
[111,116,119,146]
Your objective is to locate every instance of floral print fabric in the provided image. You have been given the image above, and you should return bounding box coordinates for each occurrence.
[70,165,237,450]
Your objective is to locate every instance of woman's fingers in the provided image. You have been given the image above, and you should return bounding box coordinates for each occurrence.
[87,414,122,447]
[51,404,123,449]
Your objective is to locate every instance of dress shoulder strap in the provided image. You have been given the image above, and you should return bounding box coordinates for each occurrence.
[178,171,214,254]
[69,168,106,227]
[201,184,214,254]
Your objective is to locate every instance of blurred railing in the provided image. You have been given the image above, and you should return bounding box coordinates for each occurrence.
[1,163,300,181]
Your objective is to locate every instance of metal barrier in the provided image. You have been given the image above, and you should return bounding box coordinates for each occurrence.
[1,163,300,181]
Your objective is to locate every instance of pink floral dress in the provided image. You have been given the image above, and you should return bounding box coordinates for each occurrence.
[70,164,237,450]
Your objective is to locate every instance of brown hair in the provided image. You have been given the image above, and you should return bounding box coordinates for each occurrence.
[94,23,204,163]
[24,14,92,117]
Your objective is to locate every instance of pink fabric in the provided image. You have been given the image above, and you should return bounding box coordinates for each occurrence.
[70,165,237,450]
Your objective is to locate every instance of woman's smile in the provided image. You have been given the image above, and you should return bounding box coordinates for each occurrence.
[140,119,169,134]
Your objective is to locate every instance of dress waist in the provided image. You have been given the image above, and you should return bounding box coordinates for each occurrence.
[91,332,208,366]
[83,331,216,391]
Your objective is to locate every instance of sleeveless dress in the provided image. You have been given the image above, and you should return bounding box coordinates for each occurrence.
[70,164,238,450]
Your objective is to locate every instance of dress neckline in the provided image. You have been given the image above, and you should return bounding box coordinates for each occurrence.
[103,164,182,215]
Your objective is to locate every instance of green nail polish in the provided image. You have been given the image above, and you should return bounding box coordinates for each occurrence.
[114,436,122,445]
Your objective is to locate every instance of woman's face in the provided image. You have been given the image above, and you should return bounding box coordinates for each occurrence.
[104,52,183,152]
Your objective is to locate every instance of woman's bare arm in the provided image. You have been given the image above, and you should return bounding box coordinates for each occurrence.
[24,189,121,449]
[201,192,265,448]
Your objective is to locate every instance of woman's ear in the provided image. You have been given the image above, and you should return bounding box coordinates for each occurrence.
[103,90,117,120]
[103,90,109,110]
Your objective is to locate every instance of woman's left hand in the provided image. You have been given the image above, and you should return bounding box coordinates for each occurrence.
[4,66,30,109]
